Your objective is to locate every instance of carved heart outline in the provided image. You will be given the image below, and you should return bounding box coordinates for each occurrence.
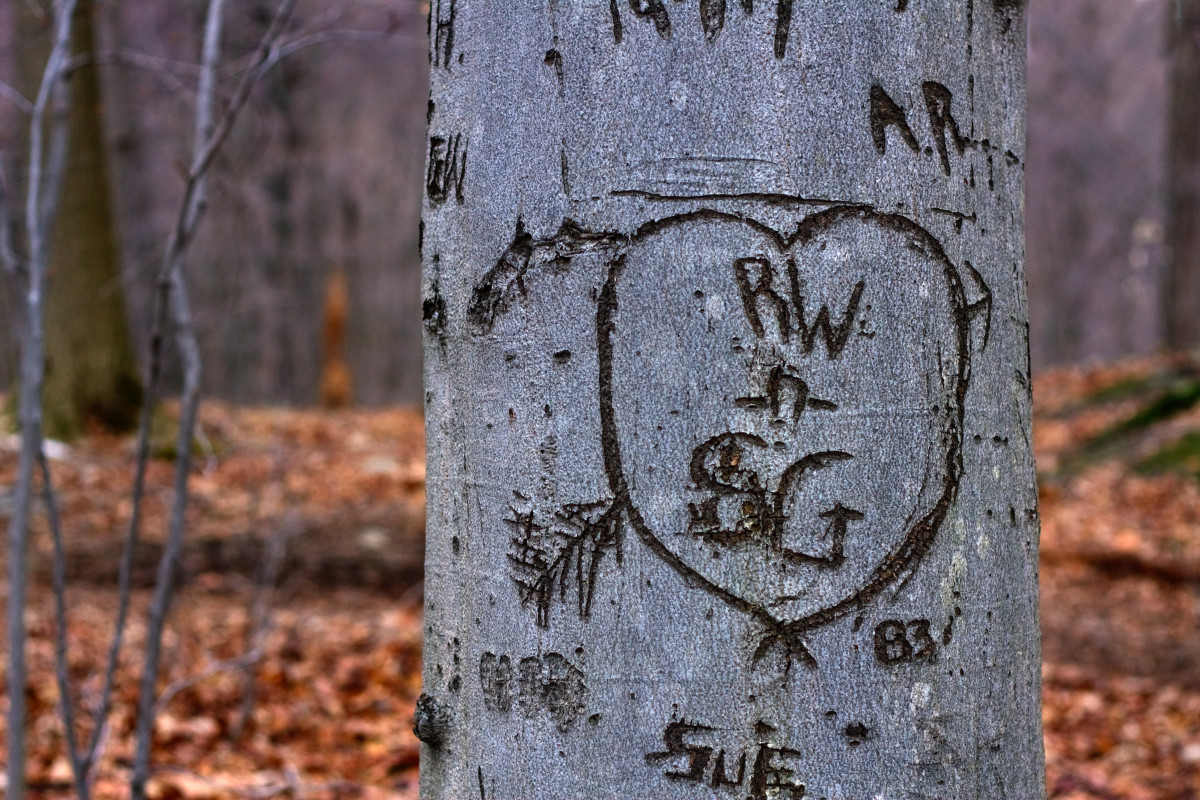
[470,204,978,670]
[598,206,973,669]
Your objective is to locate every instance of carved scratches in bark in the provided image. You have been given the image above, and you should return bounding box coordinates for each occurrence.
[474,207,979,672]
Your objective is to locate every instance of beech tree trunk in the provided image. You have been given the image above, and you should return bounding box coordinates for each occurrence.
[420,3,1042,799]
[1166,0,1200,350]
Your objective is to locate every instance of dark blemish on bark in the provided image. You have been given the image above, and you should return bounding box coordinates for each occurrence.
[427,133,467,206]
[612,189,864,207]
[923,81,966,176]
[930,207,977,233]
[993,0,1022,33]
[734,256,790,341]
[426,98,435,124]
[451,535,461,554]
[742,0,753,12]
[468,219,625,334]
[609,0,624,42]
[942,617,954,645]
[967,0,974,60]
[544,48,564,83]
[786,272,866,359]
[480,652,515,710]
[869,84,920,156]
[422,279,447,343]
[874,619,936,663]
[963,260,993,350]
[896,0,909,9]
[773,0,794,59]
[560,148,571,196]
[413,692,452,745]
[629,0,672,39]
[506,494,625,626]
[468,220,533,332]
[431,0,456,69]
[968,74,976,130]
[553,349,572,364]
[700,0,727,41]
[844,721,870,745]
[491,652,587,729]
[711,749,747,787]
[478,766,487,800]
[646,720,717,781]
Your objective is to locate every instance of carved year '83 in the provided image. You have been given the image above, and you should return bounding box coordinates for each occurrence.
[471,204,986,671]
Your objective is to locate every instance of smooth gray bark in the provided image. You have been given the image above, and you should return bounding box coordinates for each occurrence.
[420,3,1042,799]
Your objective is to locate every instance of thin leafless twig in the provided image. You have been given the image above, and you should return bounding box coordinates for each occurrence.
[256,29,425,75]
[82,277,168,778]
[0,77,34,114]
[129,1,298,796]
[6,3,81,799]
[232,518,297,739]
[65,48,201,102]
[152,648,265,718]
[40,452,89,800]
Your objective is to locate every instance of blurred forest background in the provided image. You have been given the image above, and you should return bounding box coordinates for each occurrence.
[0,0,428,409]
[4,1,1200,799]
[0,0,1191,406]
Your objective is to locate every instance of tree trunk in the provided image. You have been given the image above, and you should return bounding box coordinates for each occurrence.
[1166,0,1200,351]
[420,3,1042,798]
[16,0,142,438]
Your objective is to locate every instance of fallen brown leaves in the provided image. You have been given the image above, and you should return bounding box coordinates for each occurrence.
[2,358,1200,798]
[1,583,423,799]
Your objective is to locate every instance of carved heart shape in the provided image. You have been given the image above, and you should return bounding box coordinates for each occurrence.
[599,207,970,638]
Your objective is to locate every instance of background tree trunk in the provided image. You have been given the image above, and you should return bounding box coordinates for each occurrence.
[420,3,1042,798]
[1165,0,1200,350]
[16,0,141,438]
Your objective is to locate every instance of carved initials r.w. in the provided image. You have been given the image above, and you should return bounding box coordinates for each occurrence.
[733,256,866,359]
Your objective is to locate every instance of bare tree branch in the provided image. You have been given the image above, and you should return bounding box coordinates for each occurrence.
[81,277,169,778]
[189,0,299,186]
[40,452,89,800]
[0,77,35,114]
[129,1,298,796]
[257,29,424,76]
[152,648,265,718]
[65,48,200,102]
[66,47,204,81]
[38,61,72,236]
[6,3,80,799]
[232,518,297,739]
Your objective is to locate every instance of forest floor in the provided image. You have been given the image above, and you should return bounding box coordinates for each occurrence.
[3,357,1200,798]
